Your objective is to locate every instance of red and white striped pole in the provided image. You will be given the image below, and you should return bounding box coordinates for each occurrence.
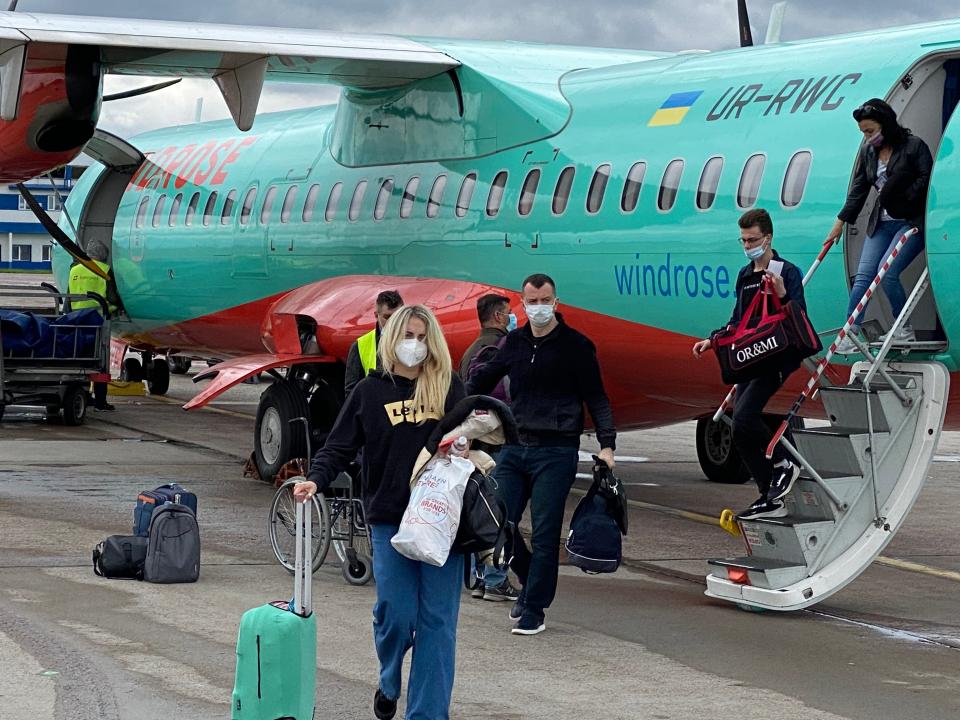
[764,226,919,459]
[711,236,839,423]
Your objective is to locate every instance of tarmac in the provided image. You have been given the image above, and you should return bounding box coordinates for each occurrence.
[1,366,959,719]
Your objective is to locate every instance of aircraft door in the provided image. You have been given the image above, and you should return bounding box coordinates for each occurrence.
[924,102,960,350]
[231,183,270,279]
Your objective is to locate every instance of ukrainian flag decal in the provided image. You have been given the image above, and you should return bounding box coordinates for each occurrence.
[648,90,704,127]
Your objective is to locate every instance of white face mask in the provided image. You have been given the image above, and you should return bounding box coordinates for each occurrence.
[395,339,428,368]
[524,302,556,327]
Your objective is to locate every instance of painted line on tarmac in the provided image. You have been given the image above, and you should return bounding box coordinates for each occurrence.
[578,451,648,463]
[148,394,254,419]
[570,487,960,584]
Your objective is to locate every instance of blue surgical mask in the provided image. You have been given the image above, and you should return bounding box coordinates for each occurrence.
[506,313,517,332]
[744,243,767,261]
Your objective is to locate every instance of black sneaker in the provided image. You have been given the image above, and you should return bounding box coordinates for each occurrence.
[93,403,116,412]
[509,588,526,620]
[737,499,787,520]
[471,582,485,600]
[768,462,800,502]
[735,496,767,520]
[374,689,397,720]
[483,579,519,602]
[511,609,546,636]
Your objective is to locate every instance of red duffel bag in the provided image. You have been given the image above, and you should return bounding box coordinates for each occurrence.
[710,278,821,385]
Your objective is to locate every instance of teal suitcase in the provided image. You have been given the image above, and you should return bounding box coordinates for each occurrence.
[232,498,316,719]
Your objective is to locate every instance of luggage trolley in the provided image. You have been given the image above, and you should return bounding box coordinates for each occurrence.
[268,419,373,585]
[0,284,110,424]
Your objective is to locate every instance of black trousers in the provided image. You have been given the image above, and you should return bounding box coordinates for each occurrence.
[93,382,108,408]
[732,366,797,495]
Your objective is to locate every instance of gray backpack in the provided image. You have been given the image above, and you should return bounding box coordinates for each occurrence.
[144,503,200,583]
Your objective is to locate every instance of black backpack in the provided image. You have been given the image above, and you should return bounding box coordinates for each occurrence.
[565,460,627,574]
[454,468,510,559]
[93,534,148,580]
[144,503,201,583]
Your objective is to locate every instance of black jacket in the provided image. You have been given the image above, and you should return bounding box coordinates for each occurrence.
[726,251,806,328]
[343,327,381,397]
[465,315,616,450]
[838,135,933,235]
[306,370,465,525]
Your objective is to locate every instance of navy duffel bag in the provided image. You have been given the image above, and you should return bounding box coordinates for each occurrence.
[134,483,198,536]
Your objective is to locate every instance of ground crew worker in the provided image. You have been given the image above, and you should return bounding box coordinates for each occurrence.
[344,290,403,396]
[68,243,114,412]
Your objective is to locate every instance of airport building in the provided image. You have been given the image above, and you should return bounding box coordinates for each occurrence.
[0,163,87,271]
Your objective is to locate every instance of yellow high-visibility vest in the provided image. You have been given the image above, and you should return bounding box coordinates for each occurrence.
[357,328,378,375]
[68,261,110,313]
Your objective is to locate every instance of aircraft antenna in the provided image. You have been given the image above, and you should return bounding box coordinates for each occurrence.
[6,1,17,11]
[737,0,754,47]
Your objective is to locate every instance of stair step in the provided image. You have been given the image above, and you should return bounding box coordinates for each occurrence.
[707,557,808,589]
[786,476,862,520]
[818,385,913,433]
[792,427,889,478]
[738,517,835,565]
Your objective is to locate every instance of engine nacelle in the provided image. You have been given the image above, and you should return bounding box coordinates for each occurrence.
[0,44,101,182]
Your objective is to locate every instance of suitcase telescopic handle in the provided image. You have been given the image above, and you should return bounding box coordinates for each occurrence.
[293,493,312,616]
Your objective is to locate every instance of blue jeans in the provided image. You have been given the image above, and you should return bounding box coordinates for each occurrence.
[494,444,579,613]
[369,524,462,720]
[846,220,924,327]
[470,554,506,587]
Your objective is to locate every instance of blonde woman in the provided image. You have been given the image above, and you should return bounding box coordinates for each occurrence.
[294,304,465,720]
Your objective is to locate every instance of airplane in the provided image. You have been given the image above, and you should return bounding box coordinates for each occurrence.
[0,4,956,609]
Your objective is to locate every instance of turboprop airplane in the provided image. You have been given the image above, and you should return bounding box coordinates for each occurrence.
[1,6,959,609]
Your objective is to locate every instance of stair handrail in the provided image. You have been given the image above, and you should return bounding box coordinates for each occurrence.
[765,227,920,459]
[711,236,840,423]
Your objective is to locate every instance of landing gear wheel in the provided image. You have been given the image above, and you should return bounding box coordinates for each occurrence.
[147,358,170,395]
[342,552,373,586]
[168,356,192,374]
[121,357,143,382]
[696,415,750,484]
[61,384,87,426]
[254,380,311,481]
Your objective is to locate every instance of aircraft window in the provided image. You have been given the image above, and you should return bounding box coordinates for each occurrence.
[696,157,724,210]
[456,173,477,218]
[280,185,299,223]
[658,159,684,211]
[374,178,394,220]
[552,166,575,215]
[240,186,257,226]
[427,175,447,218]
[260,185,278,225]
[400,176,420,218]
[586,163,611,214]
[781,151,812,208]
[621,162,646,213]
[168,193,182,226]
[325,182,343,221]
[185,192,200,226]
[221,189,237,225]
[737,154,766,208]
[302,184,321,222]
[486,171,508,217]
[349,180,368,222]
[151,195,166,228]
[135,196,150,228]
[202,191,219,226]
[518,169,541,216]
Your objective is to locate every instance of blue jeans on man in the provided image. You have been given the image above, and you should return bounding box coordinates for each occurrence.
[846,220,924,326]
[369,524,462,720]
[493,444,580,620]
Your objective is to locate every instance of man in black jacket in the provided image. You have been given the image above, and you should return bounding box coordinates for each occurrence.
[467,273,616,636]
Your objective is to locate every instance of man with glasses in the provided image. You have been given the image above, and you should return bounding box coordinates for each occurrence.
[692,208,807,519]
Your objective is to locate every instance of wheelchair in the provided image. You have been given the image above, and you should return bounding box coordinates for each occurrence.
[268,463,373,586]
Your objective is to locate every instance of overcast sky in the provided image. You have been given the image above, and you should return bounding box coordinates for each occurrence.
[13,1,960,138]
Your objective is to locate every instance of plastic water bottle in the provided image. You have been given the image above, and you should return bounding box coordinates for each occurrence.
[451,436,468,455]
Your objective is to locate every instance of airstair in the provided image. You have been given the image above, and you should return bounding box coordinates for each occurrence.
[705,235,950,611]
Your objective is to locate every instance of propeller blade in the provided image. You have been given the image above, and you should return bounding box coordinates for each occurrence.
[103,78,182,102]
[7,1,18,11]
[15,183,109,280]
[738,0,754,47]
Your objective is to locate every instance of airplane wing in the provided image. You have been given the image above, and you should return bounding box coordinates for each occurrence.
[0,11,458,130]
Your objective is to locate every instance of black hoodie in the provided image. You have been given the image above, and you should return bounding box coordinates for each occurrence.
[306,370,465,526]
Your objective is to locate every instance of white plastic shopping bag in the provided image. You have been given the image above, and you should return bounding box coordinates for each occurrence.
[391,455,473,566]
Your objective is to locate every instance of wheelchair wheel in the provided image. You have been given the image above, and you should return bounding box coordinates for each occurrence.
[342,552,373,586]
[268,480,331,573]
[331,500,373,565]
